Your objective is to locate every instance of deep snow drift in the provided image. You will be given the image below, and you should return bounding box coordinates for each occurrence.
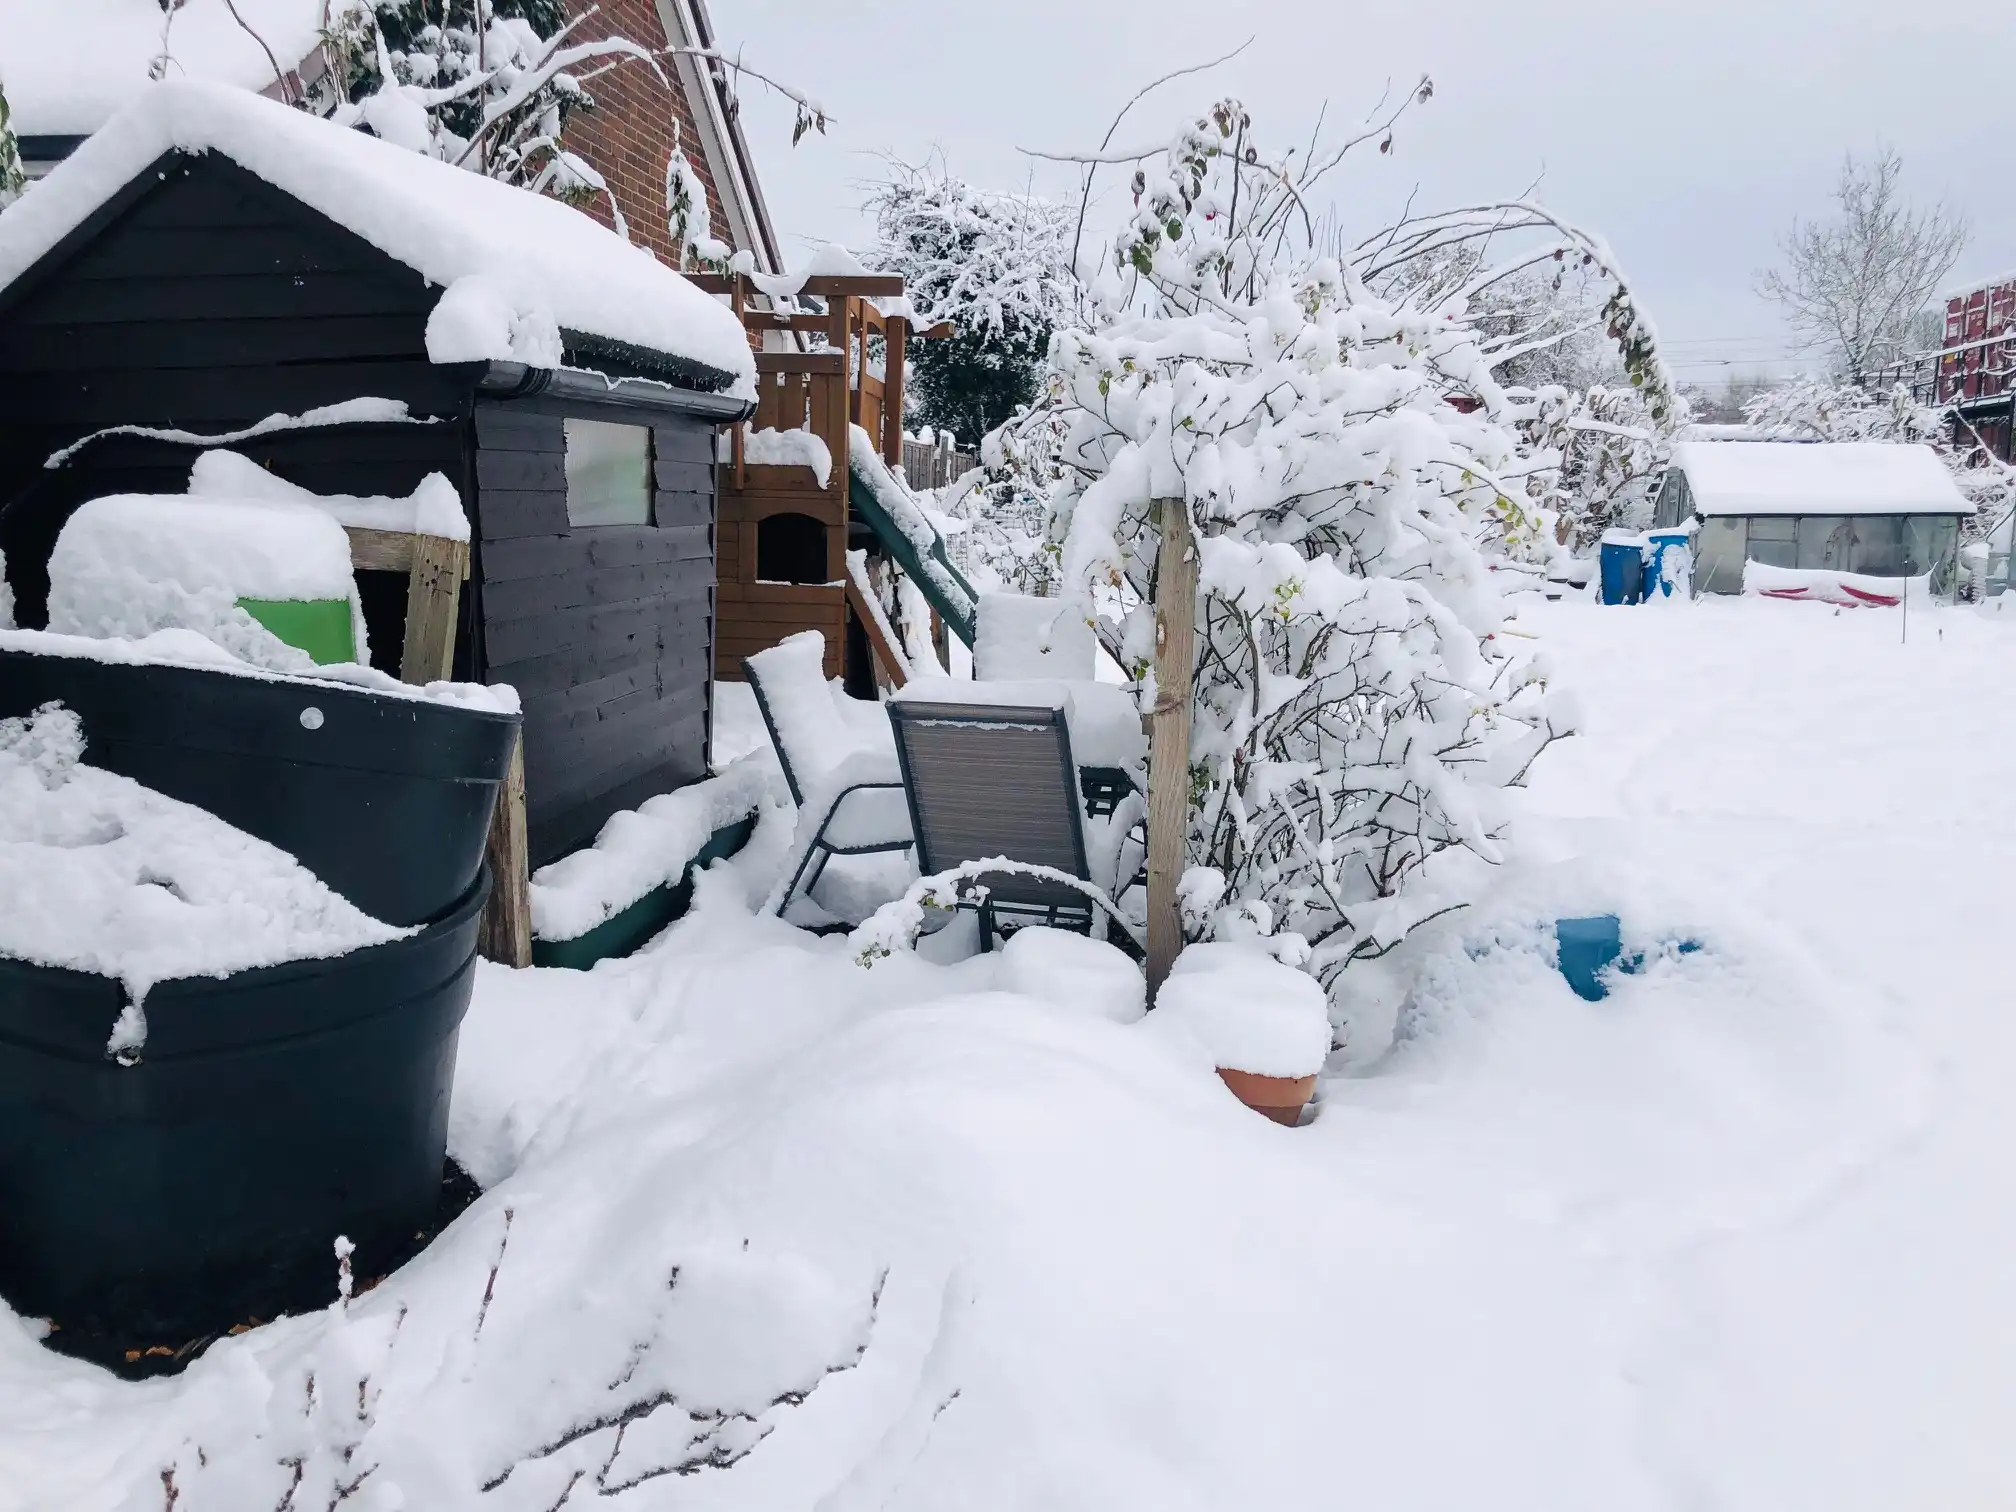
[2,594,2012,1509]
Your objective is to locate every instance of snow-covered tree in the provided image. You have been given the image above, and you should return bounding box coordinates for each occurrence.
[1757,147,1968,385]
[0,74,24,209]
[1006,97,1668,990]
[867,163,1076,445]
[315,0,822,236]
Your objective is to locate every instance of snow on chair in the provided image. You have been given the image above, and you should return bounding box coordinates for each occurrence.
[887,696,1141,953]
[749,631,914,922]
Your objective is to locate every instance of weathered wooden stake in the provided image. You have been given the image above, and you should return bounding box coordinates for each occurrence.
[479,735,532,968]
[1145,496,1197,1000]
[398,533,468,685]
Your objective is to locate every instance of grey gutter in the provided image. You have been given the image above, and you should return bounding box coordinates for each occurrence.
[476,362,754,424]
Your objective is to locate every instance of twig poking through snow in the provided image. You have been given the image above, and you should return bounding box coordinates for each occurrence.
[474,1206,514,1344]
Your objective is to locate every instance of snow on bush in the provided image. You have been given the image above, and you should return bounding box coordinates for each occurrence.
[46,491,366,673]
[1007,99,1610,988]
[0,703,409,1054]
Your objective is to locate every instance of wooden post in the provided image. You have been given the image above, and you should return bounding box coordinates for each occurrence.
[844,571,910,690]
[883,317,908,465]
[478,736,532,968]
[398,533,469,685]
[1145,497,1197,1001]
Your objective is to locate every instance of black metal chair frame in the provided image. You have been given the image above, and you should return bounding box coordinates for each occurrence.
[889,700,1142,955]
[745,655,913,920]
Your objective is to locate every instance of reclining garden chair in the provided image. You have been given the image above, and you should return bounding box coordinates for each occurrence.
[746,632,914,921]
[887,697,1144,954]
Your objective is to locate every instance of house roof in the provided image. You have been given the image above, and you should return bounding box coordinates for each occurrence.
[0,0,325,137]
[0,80,756,393]
[1669,441,1970,518]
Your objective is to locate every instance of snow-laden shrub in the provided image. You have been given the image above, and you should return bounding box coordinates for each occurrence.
[1025,100,1596,986]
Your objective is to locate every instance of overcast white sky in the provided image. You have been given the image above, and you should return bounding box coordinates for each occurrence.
[711,0,2016,394]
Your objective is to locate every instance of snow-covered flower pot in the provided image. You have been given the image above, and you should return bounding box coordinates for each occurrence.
[1150,944,1333,1126]
[0,641,519,927]
[0,872,489,1342]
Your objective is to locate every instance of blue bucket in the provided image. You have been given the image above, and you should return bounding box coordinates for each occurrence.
[1598,540,1645,605]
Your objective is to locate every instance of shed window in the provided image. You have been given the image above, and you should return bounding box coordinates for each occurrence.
[565,418,654,526]
[756,512,828,584]
[1745,515,1796,569]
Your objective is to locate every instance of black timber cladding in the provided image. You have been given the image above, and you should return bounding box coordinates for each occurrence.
[473,402,717,866]
[0,147,729,870]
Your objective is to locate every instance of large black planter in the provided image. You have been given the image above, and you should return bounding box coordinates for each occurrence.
[0,645,519,926]
[0,873,489,1340]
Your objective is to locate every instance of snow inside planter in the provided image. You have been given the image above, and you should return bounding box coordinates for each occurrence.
[0,637,520,928]
[0,705,485,1338]
[46,491,367,670]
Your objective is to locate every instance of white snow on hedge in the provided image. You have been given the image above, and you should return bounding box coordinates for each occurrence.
[189,449,470,542]
[0,626,520,714]
[0,81,755,391]
[529,758,784,943]
[1671,441,1970,518]
[46,491,366,672]
[724,425,835,486]
[0,703,409,1035]
[0,0,324,136]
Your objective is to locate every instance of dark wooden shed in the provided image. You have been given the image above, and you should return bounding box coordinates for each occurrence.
[0,86,756,872]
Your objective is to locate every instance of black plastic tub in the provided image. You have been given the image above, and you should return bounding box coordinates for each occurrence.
[0,646,519,927]
[0,873,489,1341]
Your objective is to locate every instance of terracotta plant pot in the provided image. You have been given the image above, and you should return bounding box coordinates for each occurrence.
[1216,1068,1317,1126]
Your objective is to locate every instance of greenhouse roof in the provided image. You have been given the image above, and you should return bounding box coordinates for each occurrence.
[1670,442,1969,518]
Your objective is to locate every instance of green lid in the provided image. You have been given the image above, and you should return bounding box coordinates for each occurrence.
[237,598,357,665]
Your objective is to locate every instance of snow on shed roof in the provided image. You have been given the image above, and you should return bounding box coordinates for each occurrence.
[0,0,325,138]
[1669,441,1969,518]
[0,81,756,393]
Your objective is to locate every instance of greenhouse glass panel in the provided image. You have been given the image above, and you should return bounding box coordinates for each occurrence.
[1745,516,1796,569]
[1847,516,1905,577]
[1696,517,1747,593]
[1796,516,1852,570]
[1904,516,1959,590]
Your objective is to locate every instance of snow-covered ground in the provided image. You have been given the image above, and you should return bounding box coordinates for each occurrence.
[4,593,2013,1508]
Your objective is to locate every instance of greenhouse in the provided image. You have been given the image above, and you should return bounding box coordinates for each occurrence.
[1652,441,1971,596]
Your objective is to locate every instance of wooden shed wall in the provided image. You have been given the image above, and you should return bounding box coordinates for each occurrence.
[0,151,468,660]
[471,402,718,865]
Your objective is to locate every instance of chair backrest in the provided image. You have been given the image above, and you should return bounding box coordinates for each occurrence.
[888,700,1090,907]
[743,630,848,807]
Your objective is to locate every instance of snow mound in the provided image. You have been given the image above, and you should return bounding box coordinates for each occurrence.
[188,449,471,542]
[0,703,410,1038]
[0,81,754,392]
[46,490,365,672]
[1145,942,1333,1076]
[998,926,1144,1023]
[974,592,1096,681]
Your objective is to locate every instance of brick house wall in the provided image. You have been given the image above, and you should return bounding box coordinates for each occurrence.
[560,0,733,268]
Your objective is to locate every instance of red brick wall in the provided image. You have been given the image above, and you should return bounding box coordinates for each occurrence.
[560,0,731,268]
